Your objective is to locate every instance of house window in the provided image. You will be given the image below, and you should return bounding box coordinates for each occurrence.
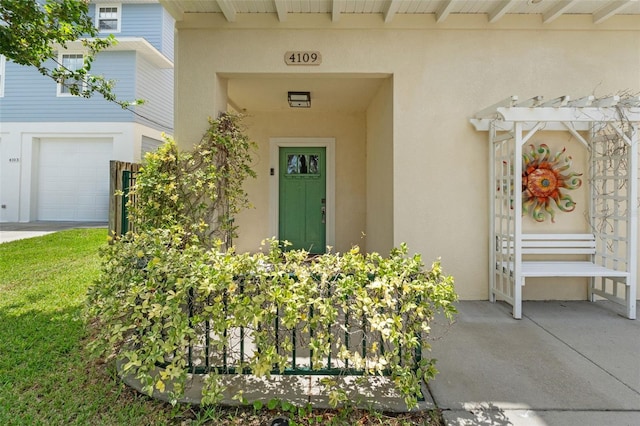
[97,4,121,33]
[0,55,5,97]
[57,53,85,96]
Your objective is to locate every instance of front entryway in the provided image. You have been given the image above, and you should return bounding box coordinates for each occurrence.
[278,147,326,253]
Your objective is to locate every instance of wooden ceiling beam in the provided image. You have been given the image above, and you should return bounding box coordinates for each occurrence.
[593,0,634,24]
[216,0,237,22]
[436,0,457,23]
[274,0,288,22]
[383,0,401,23]
[332,0,344,23]
[488,0,517,23]
[543,0,580,23]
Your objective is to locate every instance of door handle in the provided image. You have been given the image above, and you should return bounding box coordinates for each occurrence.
[321,206,326,224]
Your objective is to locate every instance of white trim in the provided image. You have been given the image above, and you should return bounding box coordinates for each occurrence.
[56,52,86,97]
[58,38,173,69]
[96,3,122,33]
[0,55,5,97]
[269,138,336,250]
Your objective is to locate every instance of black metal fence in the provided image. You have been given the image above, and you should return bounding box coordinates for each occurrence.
[178,281,425,381]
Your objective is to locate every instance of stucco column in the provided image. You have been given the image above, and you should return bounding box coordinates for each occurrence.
[174,29,228,150]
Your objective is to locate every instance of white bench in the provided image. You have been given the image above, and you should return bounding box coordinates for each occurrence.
[498,234,635,319]
[521,233,629,280]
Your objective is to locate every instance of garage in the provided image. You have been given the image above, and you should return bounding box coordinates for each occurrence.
[37,138,112,221]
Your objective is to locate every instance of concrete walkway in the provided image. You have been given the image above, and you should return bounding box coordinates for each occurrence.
[0,221,107,243]
[429,300,640,426]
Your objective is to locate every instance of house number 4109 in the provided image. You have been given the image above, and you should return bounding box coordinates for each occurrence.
[284,51,321,65]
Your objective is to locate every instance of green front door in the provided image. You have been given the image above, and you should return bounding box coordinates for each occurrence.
[279,147,326,254]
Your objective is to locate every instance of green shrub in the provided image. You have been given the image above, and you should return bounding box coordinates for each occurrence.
[129,113,256,250]
[87,230,457,409]
[89,114,457,409]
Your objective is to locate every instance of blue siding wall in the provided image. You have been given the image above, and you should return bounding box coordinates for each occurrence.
[0,52,135,122]
[92,3,170,57]
[0,2,173,127]
[134,54,173,132]
[162,8,175,63]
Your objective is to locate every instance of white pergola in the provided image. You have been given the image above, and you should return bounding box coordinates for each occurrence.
[471,95,639,319]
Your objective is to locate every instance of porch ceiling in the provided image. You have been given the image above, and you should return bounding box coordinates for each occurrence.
[160,0,640,24]
[225,74,388,113]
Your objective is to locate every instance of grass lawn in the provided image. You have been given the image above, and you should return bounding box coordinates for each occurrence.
[0,229,441,425]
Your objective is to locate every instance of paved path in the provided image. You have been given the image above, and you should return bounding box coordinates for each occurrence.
[429,300,640,425]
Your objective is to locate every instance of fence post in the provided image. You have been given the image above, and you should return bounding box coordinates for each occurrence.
[108,161,141,238]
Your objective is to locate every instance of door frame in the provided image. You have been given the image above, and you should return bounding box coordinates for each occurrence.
[269,137,335,250]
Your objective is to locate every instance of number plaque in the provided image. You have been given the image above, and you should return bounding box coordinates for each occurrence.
[284,51,321,66]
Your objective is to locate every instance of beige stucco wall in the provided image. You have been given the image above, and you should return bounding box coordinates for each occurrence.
[366,77,394,254]
[173,15,640,301]
[234,111,367,254]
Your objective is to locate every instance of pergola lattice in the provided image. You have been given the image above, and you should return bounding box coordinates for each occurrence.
[471,95,639,319]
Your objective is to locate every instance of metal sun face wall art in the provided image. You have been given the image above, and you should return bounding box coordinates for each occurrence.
[522,143,582,222]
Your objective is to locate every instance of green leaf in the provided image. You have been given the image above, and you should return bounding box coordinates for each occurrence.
[281,401,293,412]
[267,398,279,410]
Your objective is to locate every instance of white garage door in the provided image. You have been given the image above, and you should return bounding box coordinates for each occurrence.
[38,138,112,221]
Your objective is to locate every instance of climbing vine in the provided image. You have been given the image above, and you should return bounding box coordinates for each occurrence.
[129,113,256,250]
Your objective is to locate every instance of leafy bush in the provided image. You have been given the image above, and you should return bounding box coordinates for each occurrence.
[130,113,256,250]
[88,113,457,409]
[87,230,457,409]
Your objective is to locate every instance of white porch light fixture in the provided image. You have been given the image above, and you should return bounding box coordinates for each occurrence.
[288,91,311,108]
